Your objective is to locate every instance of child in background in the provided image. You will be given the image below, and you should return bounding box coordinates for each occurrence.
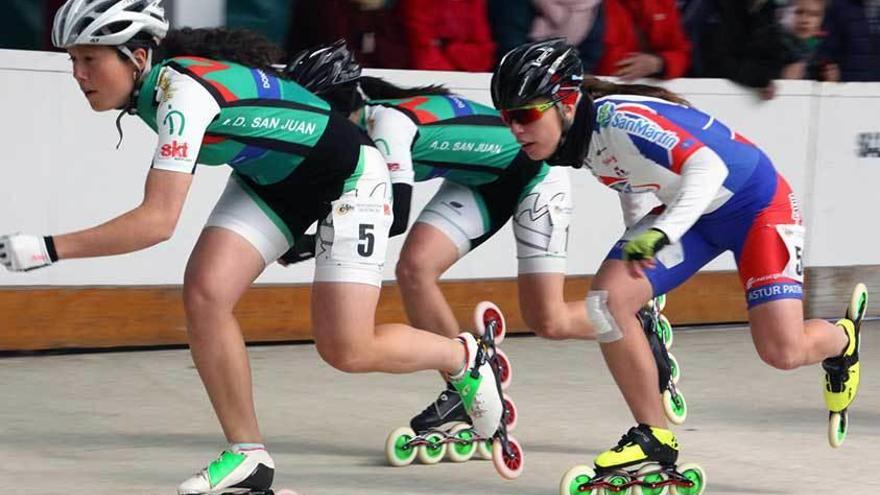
[781,0,840,81]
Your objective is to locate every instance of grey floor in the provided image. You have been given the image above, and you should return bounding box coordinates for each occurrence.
[1,322,878,495]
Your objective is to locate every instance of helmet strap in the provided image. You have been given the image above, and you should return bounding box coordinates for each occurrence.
[114,45,153,149]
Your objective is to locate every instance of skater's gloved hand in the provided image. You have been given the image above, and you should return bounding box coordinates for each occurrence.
[0,233,58,272]
[278,234,316,266]
[623,229,669,277]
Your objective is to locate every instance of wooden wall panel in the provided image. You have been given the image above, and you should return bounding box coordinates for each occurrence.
[2,266,876,352]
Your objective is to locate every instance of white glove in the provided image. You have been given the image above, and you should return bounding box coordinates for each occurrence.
[0,233,57,272]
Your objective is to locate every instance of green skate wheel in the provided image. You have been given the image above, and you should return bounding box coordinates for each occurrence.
[417,431,447,464]
[654,294,667,312]
[603,473,633,494]
[657,315,673,350]
[668,353,681,385]
[663,389,688,425]
[446,424,477,462]
[672,463,706,495]
[847,283,868,323]
[635,465,669,495]
[560,464,597,495]
[492,435,524,480]
[476,438,494,460]
[828,411,847,448]
[385,426,418,467]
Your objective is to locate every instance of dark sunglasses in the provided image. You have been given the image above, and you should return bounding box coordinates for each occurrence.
[500,99,562,125]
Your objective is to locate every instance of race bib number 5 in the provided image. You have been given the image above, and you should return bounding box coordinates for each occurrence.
[329,197,392,265]
[775,224,805,283]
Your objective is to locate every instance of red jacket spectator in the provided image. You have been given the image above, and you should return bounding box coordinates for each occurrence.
[401,0,497,71]
[595,0,691,79]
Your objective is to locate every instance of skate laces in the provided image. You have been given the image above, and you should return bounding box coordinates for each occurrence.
[612,428,640,452]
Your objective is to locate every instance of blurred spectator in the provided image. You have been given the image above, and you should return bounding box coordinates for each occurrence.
[227,0,293,45]
[487,0,603,71]
[817,0,880,81]
[676,0,714,75]
[400,0,495,71]
[779,0,837,80]
[530,1,605,70]
[593,0,692,81]
[487,0,536,61]
[697,0,793,99]
[286,0,410,69]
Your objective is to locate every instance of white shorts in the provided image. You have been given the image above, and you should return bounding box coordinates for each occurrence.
[206,145,393,287]
[417,166,572,274]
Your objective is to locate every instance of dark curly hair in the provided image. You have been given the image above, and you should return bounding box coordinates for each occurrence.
[155,27,285,75]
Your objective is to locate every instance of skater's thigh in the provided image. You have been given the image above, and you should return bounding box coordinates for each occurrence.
[748,298,807,365]
[311,281,381,351]
[591,259,653,316]
[397,221,461,278]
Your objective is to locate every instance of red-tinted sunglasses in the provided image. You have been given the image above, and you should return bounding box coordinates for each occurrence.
[500,99,562,125]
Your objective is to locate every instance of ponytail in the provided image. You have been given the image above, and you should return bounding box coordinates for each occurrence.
[156,28,285,76]
[583,76,691,106]
[359,76,450,100]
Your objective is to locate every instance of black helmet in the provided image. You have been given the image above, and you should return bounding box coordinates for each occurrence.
[491,38,584,110]
[285,39,362,94]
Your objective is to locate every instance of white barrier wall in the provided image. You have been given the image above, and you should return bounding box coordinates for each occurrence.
[0,49,878,287]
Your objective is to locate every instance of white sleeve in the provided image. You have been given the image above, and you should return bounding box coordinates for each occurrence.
[367,106,418,187]
[652,147,729,243]
[151,66,221,174]
[619,192,661,229]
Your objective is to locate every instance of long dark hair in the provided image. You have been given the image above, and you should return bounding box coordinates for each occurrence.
[583,76,691,106]
[358,76,450,101]
[155,28,285,75]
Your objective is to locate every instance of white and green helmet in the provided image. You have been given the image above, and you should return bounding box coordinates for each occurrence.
[52,0,169,64]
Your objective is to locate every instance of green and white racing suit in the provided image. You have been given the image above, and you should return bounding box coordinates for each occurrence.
[363,94,572,273]
[136,57,392,286]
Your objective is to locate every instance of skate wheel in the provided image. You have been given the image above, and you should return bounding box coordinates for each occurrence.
[417,431,447,464]
[560,464,598,495]
[663,389,688,425]
[494,348,513,391]
[475,301,507,344]
[476,437,494,460]
[647,294,667,312]
[828,411,847,448]
[385,426,418,466]
[602,472,634,494]
[657,315,673,350]
[447,423,478,462]
[672,463,707,495]
[635,465,668,495]
[668,353,681,385]
[502,393,518,433]
[847,283,868,323]
[492,435,524,480]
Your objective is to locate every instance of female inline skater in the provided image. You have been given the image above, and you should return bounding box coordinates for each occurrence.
[284,41,591,441]
[0,2,506,493]
[489,38,866,494]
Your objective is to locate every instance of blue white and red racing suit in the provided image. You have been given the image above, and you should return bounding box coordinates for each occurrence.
[585,95,804,308]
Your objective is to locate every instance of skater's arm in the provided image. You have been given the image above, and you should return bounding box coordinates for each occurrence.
[51,168,193,260]
[368,107,418,237]
[619,192,662,229]
[651,147,728,244]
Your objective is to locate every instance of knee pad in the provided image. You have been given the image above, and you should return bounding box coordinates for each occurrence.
[585,290,623,343]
